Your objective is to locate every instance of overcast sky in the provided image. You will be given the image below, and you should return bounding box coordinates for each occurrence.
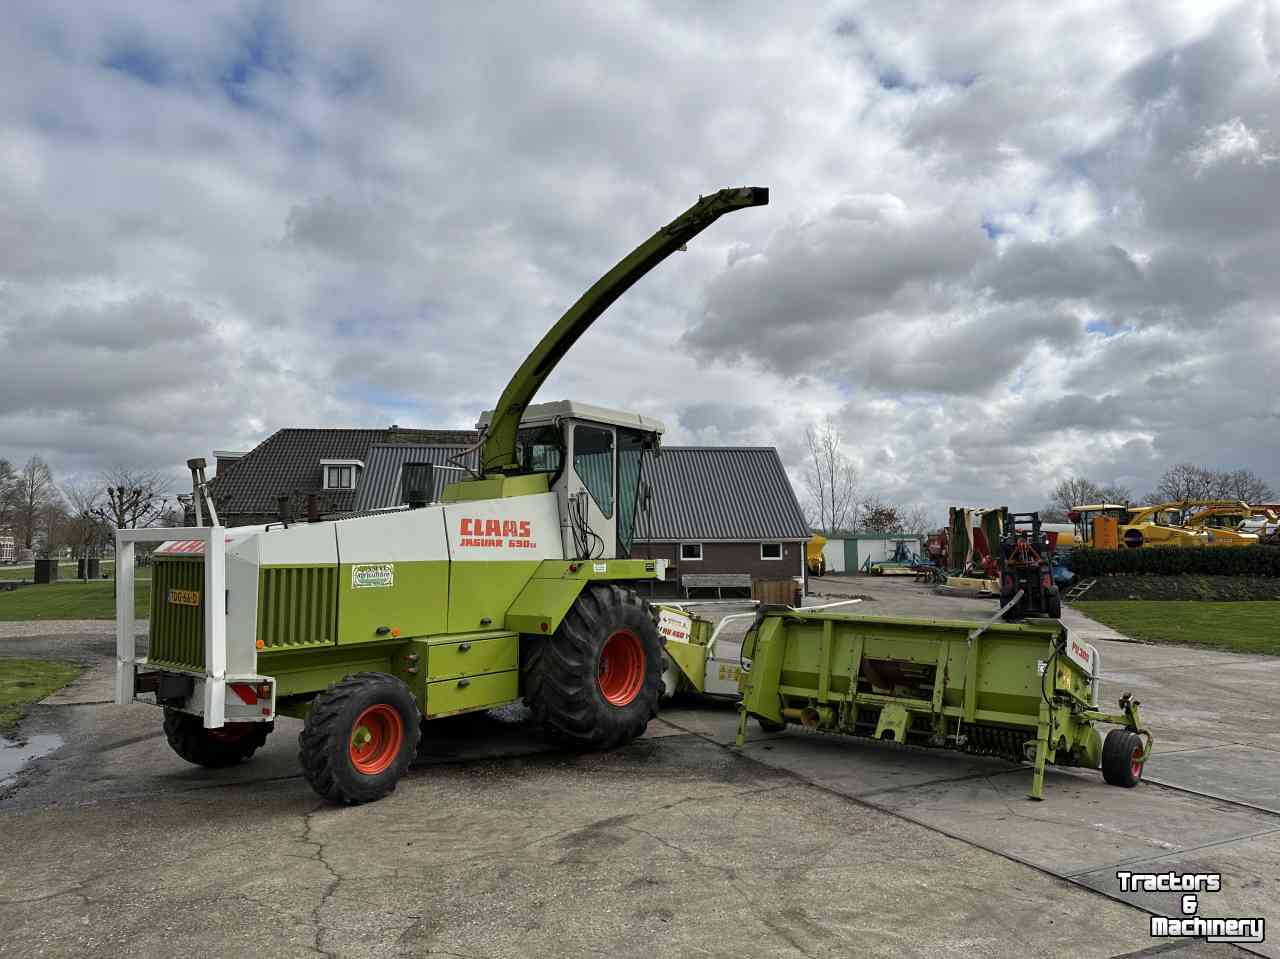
[2,1,1277,522]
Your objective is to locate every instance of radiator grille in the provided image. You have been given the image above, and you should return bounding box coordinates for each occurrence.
[257,566,337,651]
[148,558,206,671]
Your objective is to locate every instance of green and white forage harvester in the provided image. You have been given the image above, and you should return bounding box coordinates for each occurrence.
[114,187,770,804]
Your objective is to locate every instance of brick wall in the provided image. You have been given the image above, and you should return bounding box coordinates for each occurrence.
[631,539,805,597]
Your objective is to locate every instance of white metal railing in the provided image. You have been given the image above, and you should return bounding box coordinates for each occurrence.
[115,525,227,728]
[706,597,864,666]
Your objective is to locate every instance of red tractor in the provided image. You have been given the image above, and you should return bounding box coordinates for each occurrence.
[997,512,1062,620]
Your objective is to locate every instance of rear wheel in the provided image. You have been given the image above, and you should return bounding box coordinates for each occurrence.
[523,584,661,751]
[163,708,272,768]
[1046,588,1062,618]
[755,717,787,733]
[1101,728,1145,787]
[299,672,421,804]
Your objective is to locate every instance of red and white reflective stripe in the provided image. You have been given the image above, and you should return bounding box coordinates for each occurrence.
[227,682,259,705]
[155,540,206,555]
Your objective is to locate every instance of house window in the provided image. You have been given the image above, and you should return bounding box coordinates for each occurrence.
[760,542,783,561]
[680,543,703,561]
[326,465,355,490]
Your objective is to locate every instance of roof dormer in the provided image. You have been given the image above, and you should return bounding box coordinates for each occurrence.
[321,459,364,491]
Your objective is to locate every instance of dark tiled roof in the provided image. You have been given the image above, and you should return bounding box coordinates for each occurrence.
[209,429,385,515]
[353,444,481,510]
[636,447,810,542]
[209,428,476,516]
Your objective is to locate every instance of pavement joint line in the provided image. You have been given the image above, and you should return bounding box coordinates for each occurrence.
[851,767,1017,798]
[655,712,1275,959]
[1062,823,1280,879]
[1139,776,1280,820]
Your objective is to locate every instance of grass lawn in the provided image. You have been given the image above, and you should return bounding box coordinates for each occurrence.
[0,660,84,731]
[1078,600,1280,655]
[0,571,150,622]
[0,561,116,582]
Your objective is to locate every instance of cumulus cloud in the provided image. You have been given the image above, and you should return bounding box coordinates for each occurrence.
[0,0,1275,517]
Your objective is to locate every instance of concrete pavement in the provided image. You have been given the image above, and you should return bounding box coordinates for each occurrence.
[1,580,1275,958]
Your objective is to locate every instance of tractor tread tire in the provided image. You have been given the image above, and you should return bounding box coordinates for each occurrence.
[1101,728,1144,787]
[523,584,661,751]
[163,708,271,768]
[1047,589,1063,619]
[298,672,421,805]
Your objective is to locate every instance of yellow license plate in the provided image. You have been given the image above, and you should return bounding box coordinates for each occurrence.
[168,589,200,607]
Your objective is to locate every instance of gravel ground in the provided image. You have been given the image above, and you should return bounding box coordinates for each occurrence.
[0,619,148,639]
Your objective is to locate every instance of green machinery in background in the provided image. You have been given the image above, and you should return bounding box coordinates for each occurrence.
[735,604,1152,799]
[115,187,769,805]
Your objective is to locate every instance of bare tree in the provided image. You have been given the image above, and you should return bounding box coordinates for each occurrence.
[1214,469,1273,503]
[1098,483,1134,505]
[0,458,16,531]
[896,504,932,535]
[12,456,58,550]
[1047,477,1103,516]
[91,468,172,533]
[62,480,112,558]
[1149,463,1217,504]
[802,418,859,534]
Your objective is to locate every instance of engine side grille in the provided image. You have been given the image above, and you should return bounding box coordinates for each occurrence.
[257,566,337,651]
[148,558,206,671]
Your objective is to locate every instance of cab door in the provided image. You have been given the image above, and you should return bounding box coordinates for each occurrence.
[561,421,617,560]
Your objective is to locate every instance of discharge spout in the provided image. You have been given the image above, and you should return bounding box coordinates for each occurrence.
[479,186,769,476]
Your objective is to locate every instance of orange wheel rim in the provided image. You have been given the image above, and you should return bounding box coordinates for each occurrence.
[1130,745,1144,779]
[599,629,645,706]
[349,705,403,775]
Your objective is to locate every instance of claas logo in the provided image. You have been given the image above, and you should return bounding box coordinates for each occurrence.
[458,517,536,549]
[461,518,531,539]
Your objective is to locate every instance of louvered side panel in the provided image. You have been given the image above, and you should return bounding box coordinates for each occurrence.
[257,566,337,651]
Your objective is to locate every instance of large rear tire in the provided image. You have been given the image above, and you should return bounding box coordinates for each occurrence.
[163,708,272,768]
[299,672,421,805]
[523,584,661,751]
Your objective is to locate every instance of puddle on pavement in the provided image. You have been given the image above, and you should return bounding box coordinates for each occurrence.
[0,734,64,787]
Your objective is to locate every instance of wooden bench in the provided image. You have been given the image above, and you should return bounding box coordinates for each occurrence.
[681,573,753,599]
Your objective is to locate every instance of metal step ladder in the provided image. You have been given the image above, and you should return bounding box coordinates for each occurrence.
[1063,578,1097,602]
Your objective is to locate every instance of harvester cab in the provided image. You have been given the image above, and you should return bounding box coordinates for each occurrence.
[473,400,663,563]
[1069,504,1130,549]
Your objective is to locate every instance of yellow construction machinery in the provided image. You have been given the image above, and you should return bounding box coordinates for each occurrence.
[1183,501,1266,546]
[1070,501,1261,549]
[806,534,828,576]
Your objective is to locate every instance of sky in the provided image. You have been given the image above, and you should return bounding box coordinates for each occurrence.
[2,1,1277,524]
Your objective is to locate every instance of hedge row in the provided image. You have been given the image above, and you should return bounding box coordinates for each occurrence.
[1066,545,1280,578]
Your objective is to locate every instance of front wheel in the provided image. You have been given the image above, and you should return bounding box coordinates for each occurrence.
[523,584,662,751]
[1101,729,1145,787]
[299,672,421,805]
[163,709,272,768]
